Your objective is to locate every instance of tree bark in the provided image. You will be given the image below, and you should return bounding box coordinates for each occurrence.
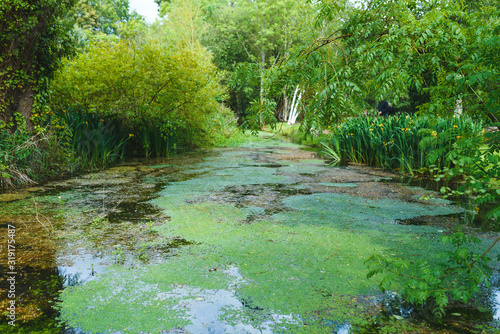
[18,86,35,132]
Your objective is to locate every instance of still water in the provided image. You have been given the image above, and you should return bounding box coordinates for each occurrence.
[1,138,498,333]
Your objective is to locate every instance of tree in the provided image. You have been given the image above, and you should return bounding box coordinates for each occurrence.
[51,37,229,150]
[0,0,76,132]
[70,0,141,35]
[255,0,499,131]
[158,0,208,52]
[205,0,315,124]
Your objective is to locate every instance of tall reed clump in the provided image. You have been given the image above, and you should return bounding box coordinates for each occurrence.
[135,121,177,158]
[51,107,130,169]
[328,115,484,174]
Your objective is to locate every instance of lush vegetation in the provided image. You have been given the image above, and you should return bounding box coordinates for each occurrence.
[0,0,235,187]
[1,0,499,326]
[51,37,232,157]
[328,115,484,173]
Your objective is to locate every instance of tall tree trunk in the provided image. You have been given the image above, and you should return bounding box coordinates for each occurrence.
[260,50,265,104]
[282,92,289,122]
[1,86,35,132]
[18,86,35,132]
[288,85,302,125]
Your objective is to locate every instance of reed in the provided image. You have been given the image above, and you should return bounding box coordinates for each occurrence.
[328,114,484,174]
[135,123,177,158]
[53,107,129,169]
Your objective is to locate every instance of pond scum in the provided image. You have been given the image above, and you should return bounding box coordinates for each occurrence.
[1,137,499,333]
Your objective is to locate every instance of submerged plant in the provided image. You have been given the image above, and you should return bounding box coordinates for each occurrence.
[112,245,125,264]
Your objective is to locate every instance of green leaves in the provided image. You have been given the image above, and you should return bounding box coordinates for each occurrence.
[268,0,500,126]
[366,231,495,321]
[51,36,229,153]
[328,114,483,173]
[0,0,76,131]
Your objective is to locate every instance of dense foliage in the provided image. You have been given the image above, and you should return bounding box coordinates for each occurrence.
[0,125,74,187]
[0,0,75,132]
[69,0,134,35]
[243,0,500,132]
[329,115,484,173]
[367,232,497,319]
[51,37,231,156]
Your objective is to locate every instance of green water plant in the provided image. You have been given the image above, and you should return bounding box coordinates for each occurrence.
[50,107,129,169]
[366,232,499,320]
[327,115,483,174]
[112,245,125,264]
[319,141,340,165]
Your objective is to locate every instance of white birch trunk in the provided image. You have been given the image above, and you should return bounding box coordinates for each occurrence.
[288,86,303,125]
[287,85,299,125]
[283,93,289,122]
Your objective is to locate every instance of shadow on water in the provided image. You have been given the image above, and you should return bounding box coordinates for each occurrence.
[386,174,499,233]
[221,183,313,223]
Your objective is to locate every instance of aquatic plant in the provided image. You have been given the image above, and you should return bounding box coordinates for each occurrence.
[320,141,340,165]
[55,144,493,333]
[51,106,129,169]
[327,115,484,174]
[366,232,498,320]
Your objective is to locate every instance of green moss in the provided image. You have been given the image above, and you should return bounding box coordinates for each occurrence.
[275,193,462,227]
[148,163,175,169]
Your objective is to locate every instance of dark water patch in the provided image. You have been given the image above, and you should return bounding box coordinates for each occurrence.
[471,202,500,232]
[0,265,66,332]
[405,175,458,192]
[396,213,465,228]
[133,238,197,263]
[149,163,175,169]
[344,281,492,332]
[151,237,197,253]
[106,201,164,224]
[242,163,287,168]
[300,146,319,152]
[215,183,314,223]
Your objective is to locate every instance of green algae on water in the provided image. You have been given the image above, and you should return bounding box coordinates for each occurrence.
[54,144,498,333]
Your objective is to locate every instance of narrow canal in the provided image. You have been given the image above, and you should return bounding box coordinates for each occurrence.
[1,135,499,333]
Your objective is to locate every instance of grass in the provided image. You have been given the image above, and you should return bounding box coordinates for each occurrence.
[0,126,75,187]
[272,122,329,147]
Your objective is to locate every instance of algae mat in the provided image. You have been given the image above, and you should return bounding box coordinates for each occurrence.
[51,139,496,333]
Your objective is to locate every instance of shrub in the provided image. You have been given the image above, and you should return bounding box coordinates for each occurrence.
[50,38,229,157]
[0,116,74,187]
